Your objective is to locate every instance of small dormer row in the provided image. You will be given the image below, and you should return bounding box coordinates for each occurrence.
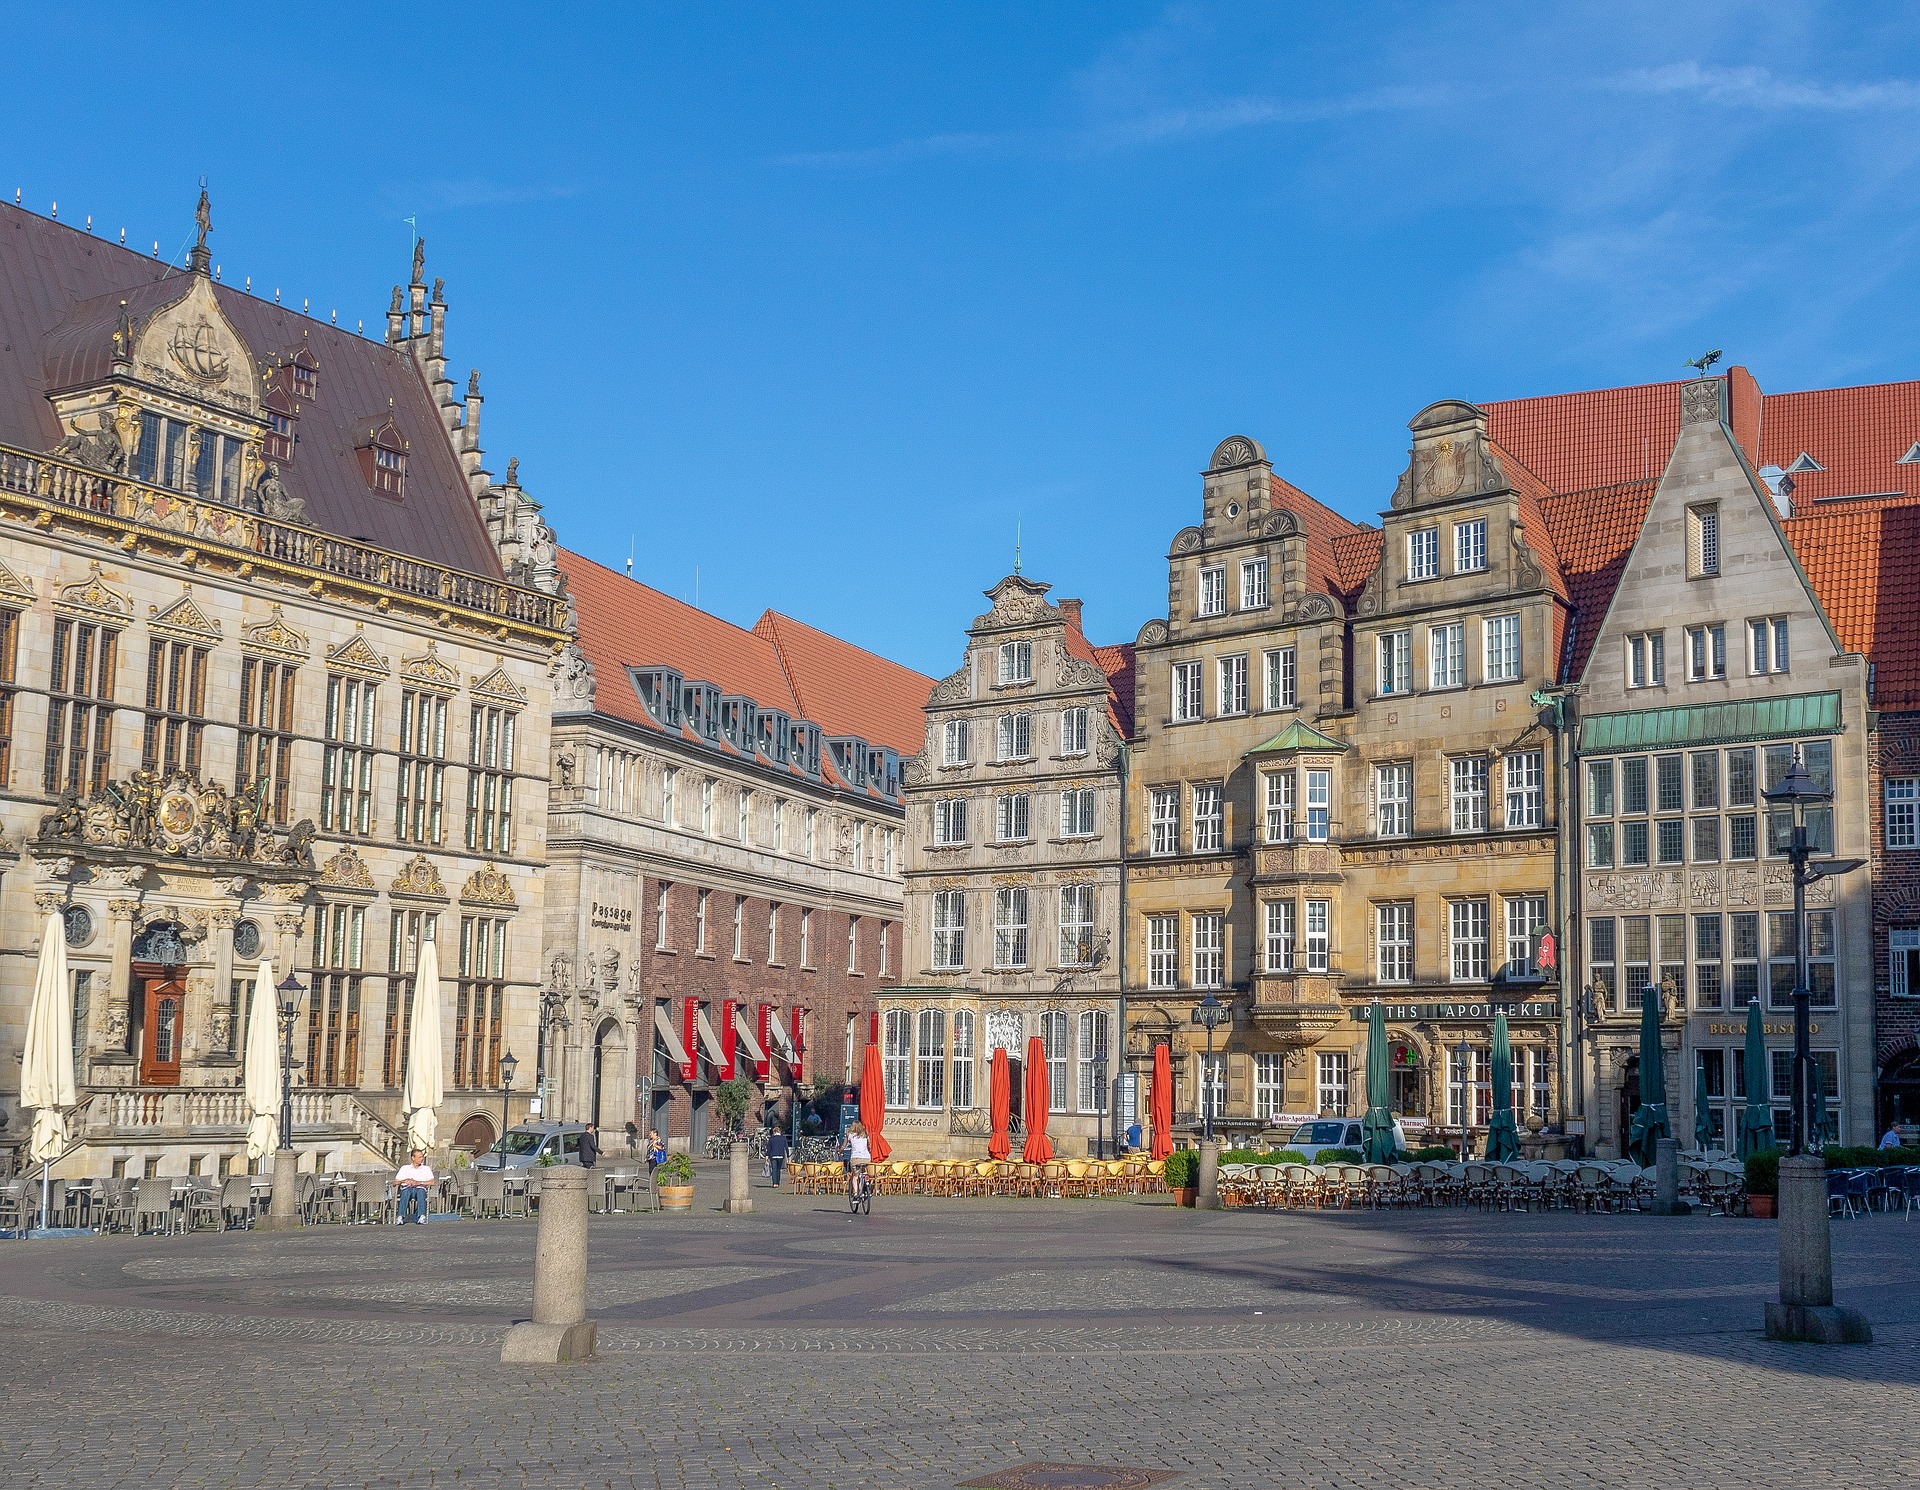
[625,664,895,801]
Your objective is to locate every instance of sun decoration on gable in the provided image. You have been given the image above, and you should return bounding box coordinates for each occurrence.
[54,562,133,622]
[148,587,222,644]
[469,661,528,706]
[240,605,310,662]
[400,641,460,694]
[325,626,391,680]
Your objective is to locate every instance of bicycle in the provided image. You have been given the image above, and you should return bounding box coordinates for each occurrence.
[846,1163,871,1216]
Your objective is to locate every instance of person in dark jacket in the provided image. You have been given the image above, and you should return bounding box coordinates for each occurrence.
[578,1123,599,1168]
[766,1128,790,1188]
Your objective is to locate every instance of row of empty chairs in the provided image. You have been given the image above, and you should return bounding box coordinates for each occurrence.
[1213,1158,1752,1214]
[786,1158,1169,1198]
[1829,1166,1920,1218]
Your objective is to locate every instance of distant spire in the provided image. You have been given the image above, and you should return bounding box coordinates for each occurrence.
[187,179,212,275]
[1014,518,1022,575]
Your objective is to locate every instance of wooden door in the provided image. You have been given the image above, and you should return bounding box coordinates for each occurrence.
[140,974,185,1086]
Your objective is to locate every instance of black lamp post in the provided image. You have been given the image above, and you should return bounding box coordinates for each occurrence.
[1455,1035,1473,1159]
[1194,992,1227,1144]
[1761,754,1864,1155]
[499,1050,518,1149]
[274,972,304,1155]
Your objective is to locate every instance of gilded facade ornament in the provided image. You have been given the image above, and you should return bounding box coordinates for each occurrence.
[389,854,448,900]
[460,861,517,908]
[241,605,310,662]
[54,561,133,622]
[469,662,528,705]
[318,845,377,891]
[148,588,222,643]
[400,641,459,694]
[325,629,392,678]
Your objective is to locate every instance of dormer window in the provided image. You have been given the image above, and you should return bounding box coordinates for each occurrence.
[293,362,318,401]
[266,411,296,464]
[356,415,408,498]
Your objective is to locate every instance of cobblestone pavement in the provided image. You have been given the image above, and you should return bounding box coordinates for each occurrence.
[3,1170,1916,1489]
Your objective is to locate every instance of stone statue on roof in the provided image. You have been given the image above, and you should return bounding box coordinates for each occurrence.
[411,235,425,286]
[194,187,211,253]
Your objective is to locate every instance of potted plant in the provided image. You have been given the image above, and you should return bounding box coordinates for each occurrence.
[1165,1148,1198,1206]
[656,1150,697,1211]
[1744,1148,1780,1218]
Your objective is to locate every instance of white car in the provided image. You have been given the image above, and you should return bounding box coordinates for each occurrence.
[1284,1118,1408,1162]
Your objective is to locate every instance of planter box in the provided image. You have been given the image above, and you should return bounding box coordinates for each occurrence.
[1749,1193,1776,1219]
[1174,1186,1197,1208]
[658,1185,695,1212]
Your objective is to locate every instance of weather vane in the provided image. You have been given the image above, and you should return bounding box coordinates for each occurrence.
[1686,349,1723,377]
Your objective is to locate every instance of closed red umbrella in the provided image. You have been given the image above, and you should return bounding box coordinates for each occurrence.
[987,1045,1012,1160]
[858,1042,892,1161]
[1150,1042,1174,1161]
[1022,1035,1053,1164]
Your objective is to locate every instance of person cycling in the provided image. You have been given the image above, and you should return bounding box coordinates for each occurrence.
[844,1120,873,1207]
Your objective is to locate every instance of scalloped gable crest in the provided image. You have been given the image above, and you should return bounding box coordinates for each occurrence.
[148,587,222,642]
[326,627,391,678]
[54,561,132,621]
[400,641,459,694]
[241,605,310,662]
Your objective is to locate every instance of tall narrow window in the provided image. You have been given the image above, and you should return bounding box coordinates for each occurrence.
[1059,787,1096,837]
[1240,557,1269,610]
[1407,527,1438,581]
[996,712,1033,760]
[383,908,437,1087]
[1218,654,1248,716]
[1317,1051,1350,1115]
[1888,777,1920,850]
[466,705,517,854]
[1192,913,1225,988]
[1588,917,1616,1007]
[1059,884,1095,967]
[1376,763,1412,838]
[307,903,364,1088]
[1149,788,1179,855]
[1504,896,1546,978]
[1192,784,1223,852]
[1689,504,1720,577]
[237,655,297,824]
[1254,1053,1285,1120]
[1147,914,1178,989]
[997,640,1033,684]
[1377,631,1411,695]
[806,807,819,859]
[700,779,714,835]
[142,638,208,774]
[1454,519,1487,573]
[932,890,966,970]
[914,1008,946,1108]
[654,883,672,949]
[695,890,709,953]
[1042,1009,1070,1112]
[994,793,1032,841]
[847,915,860,974]
[767,903,781,963]
[1264,899,1295,973]
[1264,647,1296,710]
[883,1009,911,1108]
[321,676,377,836]
[1077,1009,1110,1113]
[994,888,1029,969]
[1265,770,1295,843]
[1429,622,1465,690]
[1171,663,1202,722]
[1686,624,1727,681]
[1483,614,1520,682]
[934,797,969,845]
[1197,567,1226,617]
[800,906,813,966]
[1059,706,1089,757]
[1449,899,1489,982]
[1377,903,1412,983]
[45,618,118,796]
[1303,769,1331,842]
[942,718,971,766]
[0,608,15,787]
[1303,900,1330,973]
[397,690,448,843]
[455,915,507,1091]
[951,1010,976,1109]
[733,895,747,960]
[738,790,751,843]
[1504,751,1543,829]
[1451,757,1489,833]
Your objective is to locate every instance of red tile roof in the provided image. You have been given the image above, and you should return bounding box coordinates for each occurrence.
[1535,479,1660,683]
[1784,500,1920,711]
[750,611,934,758]
[1330,528,1384,597]
[1761,380,1920,505]
[0,203,501,577]
[1270,472,1371,604]
[1091,642,1136,737]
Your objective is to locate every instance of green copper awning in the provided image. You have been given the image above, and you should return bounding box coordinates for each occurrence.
[1245,720,1349,755]
[1578,691,1841,753]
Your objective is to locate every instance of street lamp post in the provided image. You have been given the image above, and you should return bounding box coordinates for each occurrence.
[1454,1035,1473,1160]
[1759,751,1869,1343]
[499,1050,518,1152]
[1193,992,1228,1210]
[262,971,305,1230]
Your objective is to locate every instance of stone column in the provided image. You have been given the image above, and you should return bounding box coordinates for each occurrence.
[105,893,140,1058]
[726,1137,753,1213]
[1765,1154,1871,1343]
[207,907,238,1065]
[1196,1139,1222,1209]
[501,1166,596,1362]
[1652,1137,1679,1215]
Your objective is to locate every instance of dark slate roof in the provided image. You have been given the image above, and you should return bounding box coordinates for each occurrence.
[0,203,501,578]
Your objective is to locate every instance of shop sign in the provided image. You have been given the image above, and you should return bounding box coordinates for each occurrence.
[590,901,633,931]
[1699,1020,1822,1036]
[1349,1000,1559,1023]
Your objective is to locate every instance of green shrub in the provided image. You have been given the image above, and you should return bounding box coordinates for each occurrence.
[655,1151,696,1184]
[1745,1148,1781,1195]
[1823,1145,1920,1169]
[1409,1145,1459,1163]
[1219,1147,1312,1165]
[1269,1150,1309,1165]
[1314,1147,1363,1164]
[1163,1149,1198,1188]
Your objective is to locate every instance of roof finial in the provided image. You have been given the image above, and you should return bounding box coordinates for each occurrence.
[1014,517,1022,575]
[411,234,425,287]
[188,179,212,275]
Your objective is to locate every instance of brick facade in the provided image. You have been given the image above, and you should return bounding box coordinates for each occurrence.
[1869,710,1920,1125]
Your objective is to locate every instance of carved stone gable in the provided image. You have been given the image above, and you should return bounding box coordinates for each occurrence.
[326,629,391,679]
[972,574,1053,631]
[928,666,972,707]
[318,845,376,892]
[460,861,517,908]
[132,273,260,414]
[389,854,447,901]
[0,556,38,605]
[469,662,528,706]
[1053,639,1107,691]
[1209,435,1266,471]
[549,642,596,711]
[400,642,459,694]
[147,589,222,643]
[1136,619,1169,647]
[241,605,310,663]
[1680,379,1725,426]
[55,562,132,622]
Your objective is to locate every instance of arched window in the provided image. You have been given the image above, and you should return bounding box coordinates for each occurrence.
[951,1010,977,1109]
[1077,1009,1110,1114]
[1041,1010,1070,1114]
[883,1009,912,1108]
[915,1008,946,1109]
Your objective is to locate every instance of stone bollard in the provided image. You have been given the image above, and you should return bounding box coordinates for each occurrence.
[1765,1154,1871,1344]
[1652,1138,1681,1215]
[726,1139,753,1214]
[1196,1140,1222,1210]
[501,1166,597,1363]
[259,1147,301,1232]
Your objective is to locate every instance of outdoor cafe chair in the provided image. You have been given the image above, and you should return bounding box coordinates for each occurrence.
[1574,1165,1616,1213]
[1252,1164,1283,1208]
[1828,1172,1860,1219]
[1038,1161,1068,1198]
[133,1177,177,1236]
[184,1181,223,1232]
[1284,1165,1323,1209]
[0,1179,28,1233]
[1364,1165,1402,1208]
[217,1174,255,1229]
[475,1169,506,1219]
[1012,1162,1043,1198]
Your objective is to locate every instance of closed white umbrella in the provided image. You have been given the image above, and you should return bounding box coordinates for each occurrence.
[20,913,75,1227]
[243,959,280,1159]
[403,939,444,1151]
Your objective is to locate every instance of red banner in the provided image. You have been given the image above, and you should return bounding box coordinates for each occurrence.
[720,999,737,1082]
[792,1006,806,1079]
[679,997,698,1082]
[756,1003,773,1080]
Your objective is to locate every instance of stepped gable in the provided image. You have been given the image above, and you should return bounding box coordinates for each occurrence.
[751,611,933,759]
[0,201,500,577]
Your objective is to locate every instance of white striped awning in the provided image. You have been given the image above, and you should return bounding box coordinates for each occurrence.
[693,1006,728,1065]
[766,1007,796,1059]
[733,1007,768,1065]
[652,1004,692,1068]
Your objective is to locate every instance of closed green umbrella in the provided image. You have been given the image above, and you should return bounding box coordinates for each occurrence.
[1627,986,1671,1166]
[1808,1057,1828,1151]
[1484,1012,1520,1162]
[1736,999,1777,1158]
[1694,1059,1713,1151]
[1361,1001,1397,1163]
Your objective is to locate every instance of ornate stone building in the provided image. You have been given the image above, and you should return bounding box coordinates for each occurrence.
[542,549,931,1151]
[891,576,1133,1158]
[0,198,567,1177]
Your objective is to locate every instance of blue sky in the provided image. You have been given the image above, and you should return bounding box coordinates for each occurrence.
[12,4,1920,675]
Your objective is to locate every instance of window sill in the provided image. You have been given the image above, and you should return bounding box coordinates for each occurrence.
[654,947,676,957]
[695,951,715,961]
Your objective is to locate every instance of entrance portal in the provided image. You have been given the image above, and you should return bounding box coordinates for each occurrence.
[134,963,185,1086]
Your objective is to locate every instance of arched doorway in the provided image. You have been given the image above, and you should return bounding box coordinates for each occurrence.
[591,1017,625,1130]
[131,921,191,1086]
[1881,1048,1920,1131]
[453,1113,496,1156]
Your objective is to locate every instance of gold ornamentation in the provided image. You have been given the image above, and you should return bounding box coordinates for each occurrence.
[318,845,376,891]
[469,662,528,705]
[148,587,222,642]
[325,629,391,679]
[241,605,310,662]
[400,642,459,694]
[54,561,132,621]
[460,861,517,908]
[0,556,37,603]
[389,854,447,900]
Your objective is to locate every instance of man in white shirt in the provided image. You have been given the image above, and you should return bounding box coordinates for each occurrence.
[396,1148,435,1224]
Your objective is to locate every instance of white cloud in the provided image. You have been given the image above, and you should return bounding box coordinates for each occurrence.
[1612,61,1920,109]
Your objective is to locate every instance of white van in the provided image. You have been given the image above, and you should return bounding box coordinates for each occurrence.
[1285,1118,1408,1162]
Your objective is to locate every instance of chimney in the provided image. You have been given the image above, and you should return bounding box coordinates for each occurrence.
[1058,598,1084,632]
